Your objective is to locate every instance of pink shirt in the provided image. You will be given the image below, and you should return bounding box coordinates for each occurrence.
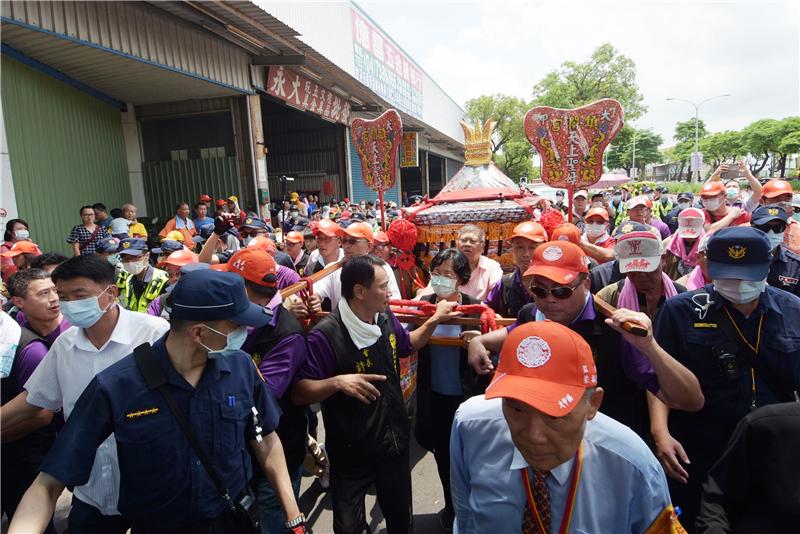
[418,255,503,302]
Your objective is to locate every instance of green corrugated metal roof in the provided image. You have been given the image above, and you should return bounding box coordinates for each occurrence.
[2,56,131,254]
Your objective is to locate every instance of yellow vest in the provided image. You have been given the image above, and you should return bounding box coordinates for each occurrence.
[116,267,169,313]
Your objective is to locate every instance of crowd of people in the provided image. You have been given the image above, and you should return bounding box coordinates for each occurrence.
[1,160,799,533]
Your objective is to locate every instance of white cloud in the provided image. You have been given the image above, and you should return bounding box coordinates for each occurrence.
[359,0,800,146]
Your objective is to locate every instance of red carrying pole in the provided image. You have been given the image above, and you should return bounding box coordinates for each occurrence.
[567,185,574,223]
[379,189,386,231]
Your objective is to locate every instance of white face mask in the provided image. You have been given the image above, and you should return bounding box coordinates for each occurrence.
[703,198,722,211]
[122,259,146,275]
[585,223,606,238]
[678,201,690,210]
[430,275,457,298]
[14,229,30,240]
[765,230,785,250]
[713,278,766,304]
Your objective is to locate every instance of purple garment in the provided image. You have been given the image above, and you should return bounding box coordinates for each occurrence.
[650,218,671,240]
[299,310,413,380]
[485,268,533,316]
[147,297,162,317]
[276,265,300,289]
[242,307,307,398]
[11,318,71,396]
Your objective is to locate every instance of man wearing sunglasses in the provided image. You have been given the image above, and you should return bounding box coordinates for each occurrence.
[468,241,703,438]
[312,222,400,311]
[751,205,800,297]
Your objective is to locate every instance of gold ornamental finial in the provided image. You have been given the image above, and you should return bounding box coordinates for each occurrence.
[460,119,495,166]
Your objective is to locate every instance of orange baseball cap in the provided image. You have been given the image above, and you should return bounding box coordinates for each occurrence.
[485,321,597,416]
[585,207,609,222]
[700,181,725,197]
[1,241,42,257]
[550,223,581,245]
[374,230,390,245]
[523,241,588,284]
[314,219,340,238]
[285,231,304,244]
[164,230,185,243]
[762,179,793,198]
[339,222,374,243]
[217,248,277,287]
[158,249,198,268]
[247,236,277,254]
[511,221,547,244]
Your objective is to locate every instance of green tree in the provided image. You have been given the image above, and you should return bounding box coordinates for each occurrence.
[776,116,800,177]
[464,93,532,181]
[698,130,745,169]
[531,43,647,120]
[741,118,782,175]
[606,125,663,176]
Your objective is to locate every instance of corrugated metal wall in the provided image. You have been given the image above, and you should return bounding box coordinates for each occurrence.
[142,158,242,220]
[1,56,130,254]
[1,1,252,92]
[349,137,401,205]
[263,98,347,202]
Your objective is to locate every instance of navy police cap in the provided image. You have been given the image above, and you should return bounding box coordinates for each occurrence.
[117,238,148,256]
[152,240,183,255]
[706,226,771,281]
[170,269,271,326]
[750,205,788,226]
[96,237,120,254]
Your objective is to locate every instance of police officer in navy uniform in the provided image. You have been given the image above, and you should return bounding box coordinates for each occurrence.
[10,270,308,534]
[650,226,800,531]
[750,205,800,297]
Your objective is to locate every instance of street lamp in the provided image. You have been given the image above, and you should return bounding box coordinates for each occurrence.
[666,93,731,181]
[631,129,637,179]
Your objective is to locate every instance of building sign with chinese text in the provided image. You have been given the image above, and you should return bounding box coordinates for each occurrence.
[266,66,351,125]
[351,8,423,119]
[400,132,418,167]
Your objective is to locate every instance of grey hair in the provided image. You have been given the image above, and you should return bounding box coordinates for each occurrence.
[458,224,485,241]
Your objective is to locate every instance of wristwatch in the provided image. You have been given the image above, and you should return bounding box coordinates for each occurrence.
[285,513,306,529]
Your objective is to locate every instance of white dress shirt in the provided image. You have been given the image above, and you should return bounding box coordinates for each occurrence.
[24,306,169,515]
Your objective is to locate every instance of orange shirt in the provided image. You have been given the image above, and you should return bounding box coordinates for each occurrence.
[784,219,800,255]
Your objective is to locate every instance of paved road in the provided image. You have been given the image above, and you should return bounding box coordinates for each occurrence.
[298,411,450,534]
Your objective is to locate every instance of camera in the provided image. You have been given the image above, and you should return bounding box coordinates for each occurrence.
[713,346,739,380]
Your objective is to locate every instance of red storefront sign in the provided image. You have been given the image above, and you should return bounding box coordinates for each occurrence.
[400,132,418,167]
[266,66,351,125]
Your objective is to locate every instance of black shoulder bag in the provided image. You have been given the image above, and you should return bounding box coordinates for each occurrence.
[133,343,260,533]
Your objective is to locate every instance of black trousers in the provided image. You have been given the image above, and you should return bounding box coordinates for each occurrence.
[330,450,412,534]
[430,392,463,515]
[68,496,130,534]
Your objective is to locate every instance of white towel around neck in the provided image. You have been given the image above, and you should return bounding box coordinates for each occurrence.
[338,297,382,349]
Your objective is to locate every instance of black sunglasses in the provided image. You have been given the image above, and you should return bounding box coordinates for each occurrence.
[754,222,787,234]
[529,276,585,300]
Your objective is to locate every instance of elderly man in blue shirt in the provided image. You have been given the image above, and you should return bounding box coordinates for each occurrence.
[450,321,683,534]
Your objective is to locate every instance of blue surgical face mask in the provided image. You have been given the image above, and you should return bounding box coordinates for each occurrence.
[765,229,785,250]
[107,254,121,267]
[60,286,114,328]
[200,324,248,359]
[713,278,766,304]
[430,274,457,298]
[14,230,30,240]
[793,212,800,223]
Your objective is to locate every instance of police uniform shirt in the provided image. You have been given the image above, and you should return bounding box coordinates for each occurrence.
[24,307,169,516]
[39,335,281,529]
[653,285,800,524]
[768,245,800,297]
